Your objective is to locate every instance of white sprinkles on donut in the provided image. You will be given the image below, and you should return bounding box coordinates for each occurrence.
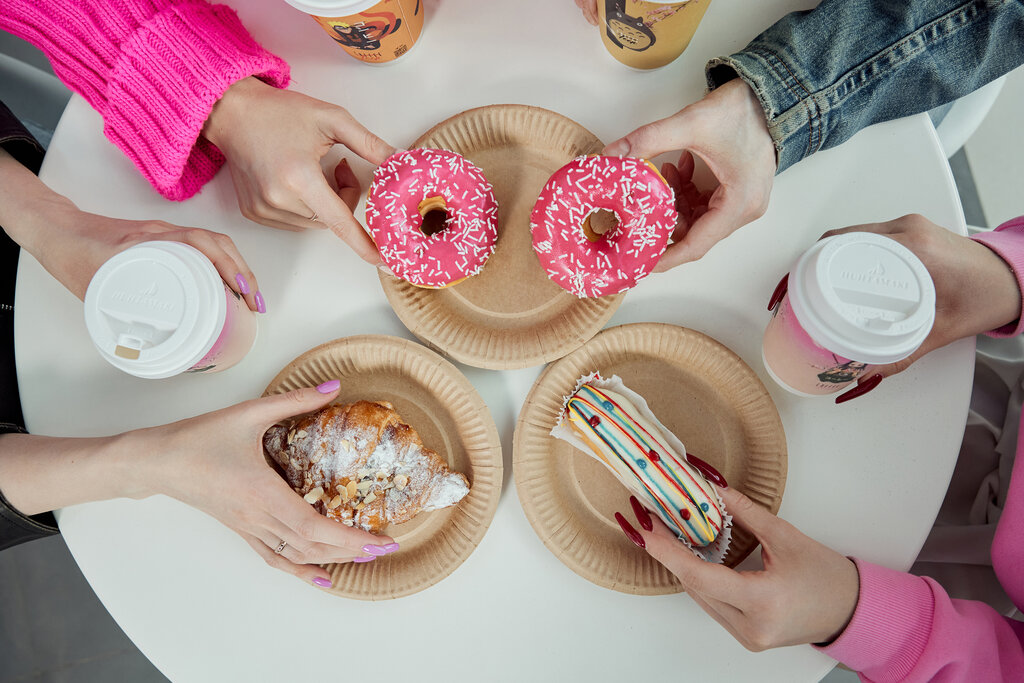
[366,149,499,288]
[530,155,677,298]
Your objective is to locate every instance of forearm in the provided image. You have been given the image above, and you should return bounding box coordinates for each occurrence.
[0,431,151,517]
[707,0,1024,172]
[0,149,77,260]
[0,0,290,200]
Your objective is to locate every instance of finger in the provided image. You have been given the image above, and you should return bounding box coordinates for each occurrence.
[333,158,362,213]
[253,517,377,565]
[603,113,692,160]
[576,0,599,25]
[321,109,397,166]
[304,182,382,265]
[275,488,395,553]
[248,383,343,429]
[653,203,743,271]
[240,531,334,588]
[676,150,696,183]
[834,373,884,404]
[622,506,746,603]
[157,228,261,313]
[715,486,783,547]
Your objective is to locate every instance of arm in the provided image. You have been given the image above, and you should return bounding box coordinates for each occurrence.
[0,0,289,201]
[0,384,396,585]
[707,0,1024,173]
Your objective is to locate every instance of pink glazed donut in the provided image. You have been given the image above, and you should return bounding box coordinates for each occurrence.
[365,148,499,289]
[530,155,678,298]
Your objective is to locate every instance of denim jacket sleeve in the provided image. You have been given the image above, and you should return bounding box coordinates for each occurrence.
[705,0,1024,173]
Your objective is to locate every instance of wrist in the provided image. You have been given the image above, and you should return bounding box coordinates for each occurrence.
[964,239,1022,333]
[203,76,271,149]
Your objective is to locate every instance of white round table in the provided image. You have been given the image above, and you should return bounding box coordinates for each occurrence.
[16,0,973,680]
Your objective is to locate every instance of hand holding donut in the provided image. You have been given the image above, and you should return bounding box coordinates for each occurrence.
[604,79,777,271]
[142,382,396,587]
[203,77,397,264]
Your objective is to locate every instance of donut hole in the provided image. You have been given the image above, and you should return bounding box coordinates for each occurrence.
[418,196,451,237]
[582,209,619,242]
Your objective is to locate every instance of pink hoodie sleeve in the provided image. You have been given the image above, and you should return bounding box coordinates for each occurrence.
[971,216,1024,337]
[814,215,1024,681]
[817,559,1024,682]
[0,0,290,200]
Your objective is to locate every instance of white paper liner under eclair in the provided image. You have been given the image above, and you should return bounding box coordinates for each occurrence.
[551,373,733,564]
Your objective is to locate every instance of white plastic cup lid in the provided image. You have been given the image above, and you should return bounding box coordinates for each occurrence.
[788,232,936,365]
[83,242,227,379]
[281,0,381,16]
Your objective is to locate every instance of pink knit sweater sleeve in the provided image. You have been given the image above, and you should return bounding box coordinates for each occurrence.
[1,0,290,200]
[815,216,1024,682]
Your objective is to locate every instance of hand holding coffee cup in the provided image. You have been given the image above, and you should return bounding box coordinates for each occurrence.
[820,216,1022,382]
[763,215,1022,402]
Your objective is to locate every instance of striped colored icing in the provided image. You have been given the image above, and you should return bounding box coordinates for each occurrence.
[565,384,723,547]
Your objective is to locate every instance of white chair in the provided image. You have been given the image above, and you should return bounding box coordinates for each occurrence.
[934,75,1007,159]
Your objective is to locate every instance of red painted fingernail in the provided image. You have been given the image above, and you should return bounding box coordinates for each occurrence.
[615,512,645,549]
[312,577,332,588]
[768,273,789,311]
[629,495,653,531]
[686,453,728,488]
[836,374,883,404]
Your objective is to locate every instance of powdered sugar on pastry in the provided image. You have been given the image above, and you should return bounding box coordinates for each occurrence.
[263,401,469,533]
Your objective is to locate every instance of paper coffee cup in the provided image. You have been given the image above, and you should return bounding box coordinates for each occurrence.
[597,0,711,70]
[84,242,258,379]
[762,232,936,396]
[283,0,424,64]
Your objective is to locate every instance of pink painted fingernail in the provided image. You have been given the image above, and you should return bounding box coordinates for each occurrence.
[362,543,398,556]
[254,291,267,314]
[312,577,332,588]
[235,273,251,295]
[316,379,340,394]
[353,555,376,563]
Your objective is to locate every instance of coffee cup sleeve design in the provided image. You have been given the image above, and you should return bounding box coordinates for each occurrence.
[552,373,732,563]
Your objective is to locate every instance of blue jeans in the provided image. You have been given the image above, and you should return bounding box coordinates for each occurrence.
[707,0,1024,173]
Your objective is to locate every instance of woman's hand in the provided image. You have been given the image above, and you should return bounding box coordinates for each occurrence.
[617,487,860,650]
[604,79,777,270]
[575,0,599,25]
[137,382,397,587]
[823,216,1021,384]
[0,150,263,312]
[204,77,397,264]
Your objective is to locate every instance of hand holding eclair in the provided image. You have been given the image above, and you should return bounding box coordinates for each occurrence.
[619,486,860,651]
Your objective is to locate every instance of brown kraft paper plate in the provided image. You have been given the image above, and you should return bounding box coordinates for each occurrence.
[377,104,624,370]
[263,335,502,600]
[513,323,787,594]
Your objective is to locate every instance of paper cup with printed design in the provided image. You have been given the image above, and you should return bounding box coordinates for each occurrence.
[597,0,711,70]
[762,233,936,397]
[283,0,424,64]
[84,242,257,379]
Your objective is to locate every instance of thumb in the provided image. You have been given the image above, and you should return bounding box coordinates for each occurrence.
[323,108,397,166]
[247,381,341,429]
[603,112,693,160]
[717,486,782,546]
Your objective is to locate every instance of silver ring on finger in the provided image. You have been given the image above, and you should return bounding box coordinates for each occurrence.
[309,210,319,223]
[274,540,288,555]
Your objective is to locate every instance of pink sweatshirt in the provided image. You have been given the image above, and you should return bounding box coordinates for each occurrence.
[819,216,1024,681]
[0,0,290,200]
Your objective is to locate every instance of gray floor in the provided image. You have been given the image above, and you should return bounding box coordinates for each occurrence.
[0,31,1004,683]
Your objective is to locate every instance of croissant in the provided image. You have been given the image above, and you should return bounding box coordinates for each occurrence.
[263,400,469,533]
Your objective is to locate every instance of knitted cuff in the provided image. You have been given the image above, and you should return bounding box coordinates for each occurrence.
[103,1,290,201]
[971,217,1024,338]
